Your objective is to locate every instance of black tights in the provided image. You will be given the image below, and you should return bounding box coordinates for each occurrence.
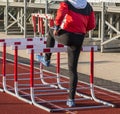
[45,29,85,99]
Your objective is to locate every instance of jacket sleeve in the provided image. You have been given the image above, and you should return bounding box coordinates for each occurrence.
[55,2,68,26]
[86,11,96,31]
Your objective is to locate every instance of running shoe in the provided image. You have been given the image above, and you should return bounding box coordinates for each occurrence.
[66,99,75,107]
[36,55,50,67]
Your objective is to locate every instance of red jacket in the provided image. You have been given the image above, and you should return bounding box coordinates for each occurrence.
[55,1,96,34]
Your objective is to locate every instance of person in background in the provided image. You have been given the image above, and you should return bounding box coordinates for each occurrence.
[36,0,96,107]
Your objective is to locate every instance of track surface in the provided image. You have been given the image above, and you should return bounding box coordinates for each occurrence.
[0,59,120,114]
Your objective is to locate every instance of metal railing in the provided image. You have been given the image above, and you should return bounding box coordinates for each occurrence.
[0,0,120,52]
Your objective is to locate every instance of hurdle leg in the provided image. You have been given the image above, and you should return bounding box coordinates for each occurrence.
[0,43,7,92]
[2,42,9,93]
[56,52,68,90]
[2,43,6,92]
[14,46,19,97]
[40,64,58,88]
[76,47,115,107]
[14,46,32,104]
[39,53,58,88]
[56,52,92,100]
[89,47,114,107]
[32,15,37,37]
[2,43,17,97]
[30,49,51,112]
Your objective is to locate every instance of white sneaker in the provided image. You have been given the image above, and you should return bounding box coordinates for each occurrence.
[66,99,75,107]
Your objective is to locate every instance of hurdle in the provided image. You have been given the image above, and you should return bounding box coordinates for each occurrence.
[15,42,114,111]
[31,13,54,37]
[28,45,115,112]
[0,37,69,112]
[0,37,115,112]
[31,13,69,90]
[0,37,47,104]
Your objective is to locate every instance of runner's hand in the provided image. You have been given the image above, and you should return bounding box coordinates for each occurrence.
[53,30,59,36]
[54,25,60,36]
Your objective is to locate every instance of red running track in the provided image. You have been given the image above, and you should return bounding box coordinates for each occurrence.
[0,59,120,114]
